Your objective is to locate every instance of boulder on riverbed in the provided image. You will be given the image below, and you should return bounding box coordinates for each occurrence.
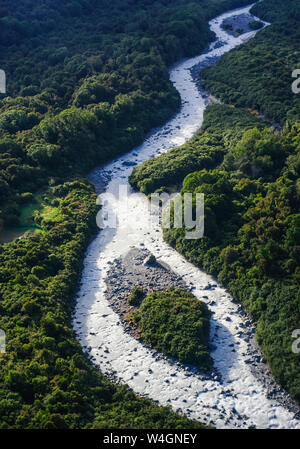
[143,254,157,266]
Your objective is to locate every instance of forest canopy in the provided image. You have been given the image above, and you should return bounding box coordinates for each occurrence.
[129,288,212,371]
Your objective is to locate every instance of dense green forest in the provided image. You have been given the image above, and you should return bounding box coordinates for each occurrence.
[0,0,250,230]
[201,0,300,124]
[130,0,300,403]
[0,0,259,430]
[128,288,212,371]
[1,0,299,430]
[130,105,267,193]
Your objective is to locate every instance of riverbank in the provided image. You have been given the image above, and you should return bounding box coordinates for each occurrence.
[105,248,300,419]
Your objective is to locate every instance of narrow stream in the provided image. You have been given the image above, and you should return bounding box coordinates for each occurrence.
[73,3,300,429]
